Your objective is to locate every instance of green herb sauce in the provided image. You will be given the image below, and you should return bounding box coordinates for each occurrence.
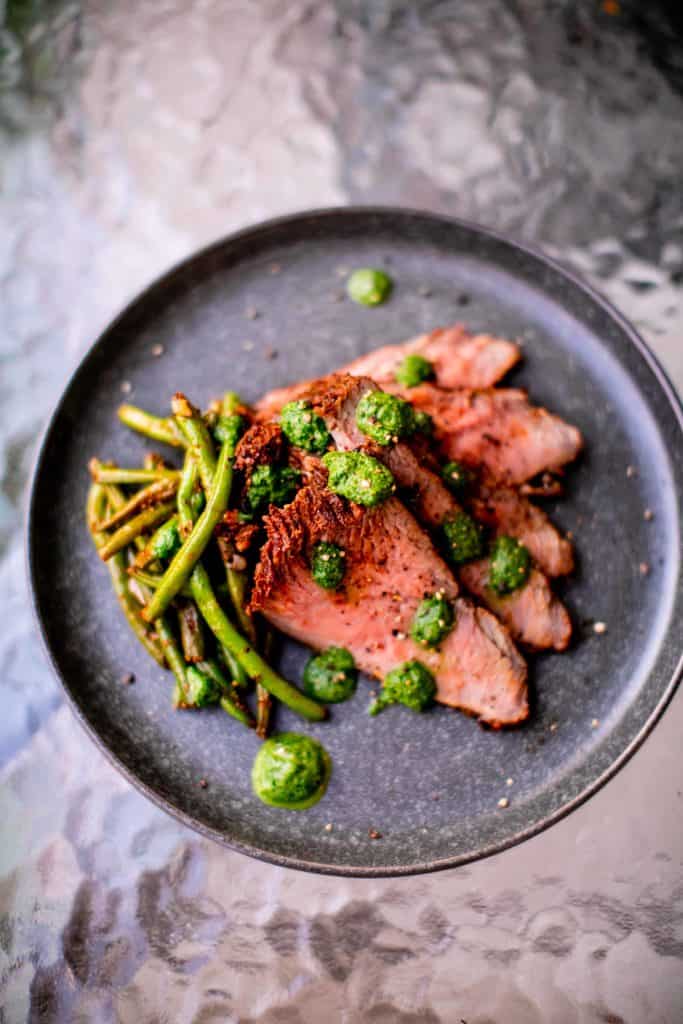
[355,390,415,446]
[280,400,331,454]
[410,593,455,648]
[303,647,357,703]
[322,450,395,507]
[442,511,484,565]
[395,353,434,388]
[347,268,393,307]
[370,660,436,715]
[311,541,346,590]
[251,732,332,809]
[247,464,301,515]
[488,535,531,594]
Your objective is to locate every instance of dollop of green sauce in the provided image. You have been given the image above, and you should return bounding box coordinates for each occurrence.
[488,535,531,594]
[280,400,331,454]
[441,460,474,500]
[213,412,247,455]
[185,665,221,708]
[303,647,357,703]
[355,390,415,447]
[395,353,434,388]
[311,540,346,590]
[370,660,436,716]
[347,268,393,307]
[322,451,395,507]
[252,732,332,810]
[247,464,301,515]
[442,511,484,565]
[410,593,455,648]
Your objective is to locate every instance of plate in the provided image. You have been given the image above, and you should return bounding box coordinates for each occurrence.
[27,208,683,876]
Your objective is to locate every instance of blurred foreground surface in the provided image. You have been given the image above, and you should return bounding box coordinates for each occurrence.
[1,2,682,1021]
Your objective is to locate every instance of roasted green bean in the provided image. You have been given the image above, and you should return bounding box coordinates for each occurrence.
[177,450,199,540]
[86,483,165,666]
[98,501,177,561]
[177,600,205,664]
[190,563,326,722]
[99,478,179,531]
[89,463,180,486]
[118,404,185,447]
[156,614,189,706]
[172,393,216,493]
[141,438,233,621]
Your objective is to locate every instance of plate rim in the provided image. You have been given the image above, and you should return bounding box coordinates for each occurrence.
[25,205,683,877]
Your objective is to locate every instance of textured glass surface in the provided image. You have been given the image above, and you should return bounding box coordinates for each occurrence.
[1,1,682,1020]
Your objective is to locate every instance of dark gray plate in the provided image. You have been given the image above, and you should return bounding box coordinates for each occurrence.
[27,208,683,877]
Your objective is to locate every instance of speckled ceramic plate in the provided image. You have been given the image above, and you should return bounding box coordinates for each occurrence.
[27,208,683,876]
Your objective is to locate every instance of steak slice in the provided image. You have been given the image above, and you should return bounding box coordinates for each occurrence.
[386,382,583,485]
[254,324,520,419]
[289,374,571,651]
[470,484,574,577]
[339,324,520,389]
[250,482,528,726]
[459,561,571,651]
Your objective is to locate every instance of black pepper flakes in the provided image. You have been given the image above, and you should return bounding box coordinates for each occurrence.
[199,778,208,789]
[121,672,135,685]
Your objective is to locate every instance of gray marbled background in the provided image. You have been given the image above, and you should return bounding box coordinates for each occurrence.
[1,1,683,1021]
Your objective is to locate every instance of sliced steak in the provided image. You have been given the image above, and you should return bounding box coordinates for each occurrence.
[387,382,583,485]
[250,482,528,726]
[340,324,520,389]
[255,324,520,419]
[285,374,571,651]
[459,561,571,651]
[470,484,574,577]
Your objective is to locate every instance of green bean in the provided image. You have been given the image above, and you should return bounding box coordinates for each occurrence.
[97,476,147,554]
[141,439,233,621]
[101,483,125,513]
[177,450,199,540]
[190,563,326,722]
[147,410,244,681]
[128,567,193,598]
[90,464,180,486]
[177,600,205,663]
[217,644,250,689]
[118,404,185,447]
[197,659,255,728]
[226,566,255,641]
[227,565,271,734]
[156,615,189,706]
[255,684,273,739]
[127,574,149,607]
[221,391,245,416]
[172,393,216,493]
[143,452,167,471]
[99,478,179,531]
[86,483,165,665]
[98,501,176,561]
